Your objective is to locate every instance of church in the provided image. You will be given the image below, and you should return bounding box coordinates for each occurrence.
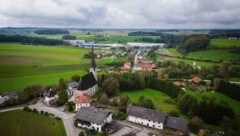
[68,45,98,109]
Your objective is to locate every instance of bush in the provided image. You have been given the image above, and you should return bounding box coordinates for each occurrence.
[55,117,61,120]
[113,111,127,120]
[44,112,49,116]
[33,108,38,113]
[79,132,85,136]
[23,106,30,111]
[168,110,180,117]
[40,110,44,114]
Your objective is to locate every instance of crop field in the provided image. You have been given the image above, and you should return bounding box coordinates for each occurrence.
[98,36,160,44]
[0,43,115,92]
[0,110,66,136]
[120,88,178,113]
[210,39,240,48]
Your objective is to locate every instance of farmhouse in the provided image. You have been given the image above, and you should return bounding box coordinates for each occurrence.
[44,89,58,106]
[127,42,165,50]
[127,105,189,133]
[75,92,91,111]
[120,62,132,72]
[135,60,158,71]
[0,92,18,105]
[74,107,112,132]
[127,105,167,130]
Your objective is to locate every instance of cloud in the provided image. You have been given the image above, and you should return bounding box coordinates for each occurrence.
[0,0,239,28]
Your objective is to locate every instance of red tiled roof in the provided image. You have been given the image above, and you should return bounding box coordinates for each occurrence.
[75,93,91,104]
[191,76,202,84]
[135,60,158,70]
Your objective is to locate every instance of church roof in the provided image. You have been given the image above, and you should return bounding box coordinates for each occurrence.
[77,72,97,91]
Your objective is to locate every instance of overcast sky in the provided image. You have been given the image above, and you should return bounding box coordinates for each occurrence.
[0,0,240,29]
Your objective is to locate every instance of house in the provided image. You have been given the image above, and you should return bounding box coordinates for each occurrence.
[191,76,203,85]
[165,116,189,133]
[74,107,112,132]
[127,105,188,134]
[0,92,18,105]
[68,81,79,90]
[75,92,91,111]
[173,82,185,88]
[44,86,59,106]
[120,62,132,72]
[135,60,158,71]
[127,105,167,130]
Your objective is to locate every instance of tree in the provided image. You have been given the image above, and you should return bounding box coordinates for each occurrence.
[79,132,85,136]
[189,117,204,134]
[138,96,155,109]
[99,93,109,104]
[67,101,75,111]
[119,96,129,108]
[102,76,120,97]
[56,90,68,106]
[178,35,210,54]
[71,75,80,82]
[59,78,67,90]
[62,35,76,40]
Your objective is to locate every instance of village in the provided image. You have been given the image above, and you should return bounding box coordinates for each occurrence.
[0,42,213,136]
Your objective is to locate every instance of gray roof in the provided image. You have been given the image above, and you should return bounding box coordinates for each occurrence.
[165,116,188,132]
[68,81,79,88]
[74,107,112,125]
[127,105,167,123]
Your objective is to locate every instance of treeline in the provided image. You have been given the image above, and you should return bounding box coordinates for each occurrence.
[128,31,161,36]
[215,79,240,101]
[0,35,64,45]
[62,35,76,40]
[178,94,235,125]
[35,29,69,35]
[177,35,210,54]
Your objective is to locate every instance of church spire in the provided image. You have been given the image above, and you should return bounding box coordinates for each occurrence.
[90,44,96,70]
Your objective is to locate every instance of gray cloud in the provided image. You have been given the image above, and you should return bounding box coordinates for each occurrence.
[0,0,239,28]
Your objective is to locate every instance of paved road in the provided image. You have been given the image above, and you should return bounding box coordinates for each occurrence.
[0,107,23,113]
[29,101,81,136]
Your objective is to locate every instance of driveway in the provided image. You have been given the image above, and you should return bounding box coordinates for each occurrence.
[29,101,81,136]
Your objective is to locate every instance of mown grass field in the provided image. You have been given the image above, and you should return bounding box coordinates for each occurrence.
[0,110,66,136]
[210,39,240,48]
[185,49,240,62]
[0,43,115,92]
[120,88,178,113]
[186,90,240,116]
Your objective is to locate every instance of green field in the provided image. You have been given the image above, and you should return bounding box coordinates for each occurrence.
[120,88,178,113]
[185,49,240,62]
[0,110,66,136]
[210,39,240,48]
[0,43,115,92]
[186,90,240,116]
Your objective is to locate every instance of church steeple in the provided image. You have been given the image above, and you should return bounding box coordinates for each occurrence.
[90,44,96,70]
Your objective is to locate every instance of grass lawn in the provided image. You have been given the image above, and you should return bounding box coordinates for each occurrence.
[185,49,240,62]
[168,48,182,57]
[120,88,178,113]
[98,36,160,44]
[210,39,240,48]
[0,43,115,92]
[229,77,240,82]
[185,90,240,116]
[0,110,66,136]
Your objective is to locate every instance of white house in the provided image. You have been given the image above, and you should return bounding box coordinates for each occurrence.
[74,92,91,111]
[74,107,112,132]
[0,92,18,105]
[127,105,167,130]
[127,105,189,133]
[44,87,59,106]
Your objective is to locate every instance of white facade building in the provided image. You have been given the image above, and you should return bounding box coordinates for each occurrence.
[74,107,112,132]
[127,105,167,130]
